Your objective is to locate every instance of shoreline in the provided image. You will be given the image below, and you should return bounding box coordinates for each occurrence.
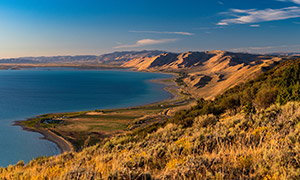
[12,68,184,155]
[13,121,74,153]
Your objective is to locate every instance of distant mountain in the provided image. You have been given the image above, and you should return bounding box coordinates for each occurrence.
[0,58,38,64]
[122,50,285,99]
[20,55,101,64]
[0,50,165,64]
[97,50,165,64]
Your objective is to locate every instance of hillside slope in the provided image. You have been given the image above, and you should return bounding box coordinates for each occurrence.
[123,50,284,99]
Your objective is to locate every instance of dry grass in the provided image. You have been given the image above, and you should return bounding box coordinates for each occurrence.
[2,102,300,179]
[21,102,185,150]
[122,50,284,100]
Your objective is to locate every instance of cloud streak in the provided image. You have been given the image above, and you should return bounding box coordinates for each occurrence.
[231,46,274,52]
[250,24,261,27]
[278,0,300,5]
[193,26,226,30]
[129,30,194,36]
[230,44,300,53]
[290,0,300,4]
[218,6,300,25]
[114,38,178,49]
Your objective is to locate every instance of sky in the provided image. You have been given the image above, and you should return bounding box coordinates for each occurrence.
[0,0,299,58]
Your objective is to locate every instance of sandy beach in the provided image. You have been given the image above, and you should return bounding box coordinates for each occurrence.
[13,121,74,153]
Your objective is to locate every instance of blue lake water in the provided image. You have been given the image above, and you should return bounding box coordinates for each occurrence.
[0,68,171,167]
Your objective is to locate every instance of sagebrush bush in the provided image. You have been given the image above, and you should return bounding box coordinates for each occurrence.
[194,114,217,128]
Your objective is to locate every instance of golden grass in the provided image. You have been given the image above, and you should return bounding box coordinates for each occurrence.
[2,102,300,179]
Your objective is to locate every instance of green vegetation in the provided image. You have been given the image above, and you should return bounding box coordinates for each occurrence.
[171,59,300,127]
[175,72,188,86]
[2,59,300,179]
[20,102,183,150]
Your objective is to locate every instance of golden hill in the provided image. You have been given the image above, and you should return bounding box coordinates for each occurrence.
[122,50,284,99]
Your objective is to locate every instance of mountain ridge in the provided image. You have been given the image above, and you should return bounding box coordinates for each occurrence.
[0,50,165,64]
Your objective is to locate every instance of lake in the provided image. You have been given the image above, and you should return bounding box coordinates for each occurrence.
[0,68,171,167]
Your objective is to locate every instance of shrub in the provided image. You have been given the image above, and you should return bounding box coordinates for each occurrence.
[194,114,218,128]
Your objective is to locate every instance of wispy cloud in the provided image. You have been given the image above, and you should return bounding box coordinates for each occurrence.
[230,44,300,53]
[231,46,274,52]
[218,1,224,5]
[217,6,300,25]
[290,0,300,4]
[250,24,261,27]
[193,26,226,30]
[114,38,178,49]
[277,0,300,5]
[129,30,194,36]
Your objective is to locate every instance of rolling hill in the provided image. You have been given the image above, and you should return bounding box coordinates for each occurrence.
[122,50,285,99]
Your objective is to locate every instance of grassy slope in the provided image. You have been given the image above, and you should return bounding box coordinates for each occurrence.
[2,102,300,179]
[170,59,300,128]
[1,59,300,179]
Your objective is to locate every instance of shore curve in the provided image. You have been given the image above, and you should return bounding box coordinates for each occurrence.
[13,121,74,153]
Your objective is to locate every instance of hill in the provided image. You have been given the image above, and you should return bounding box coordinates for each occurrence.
[1,58,300,179]
[123,50,284,99]
[171,58,300,126]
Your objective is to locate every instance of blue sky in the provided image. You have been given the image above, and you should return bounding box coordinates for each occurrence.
[0,0,299,57]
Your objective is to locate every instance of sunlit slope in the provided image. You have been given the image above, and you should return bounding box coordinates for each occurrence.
[123,50,284,99]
